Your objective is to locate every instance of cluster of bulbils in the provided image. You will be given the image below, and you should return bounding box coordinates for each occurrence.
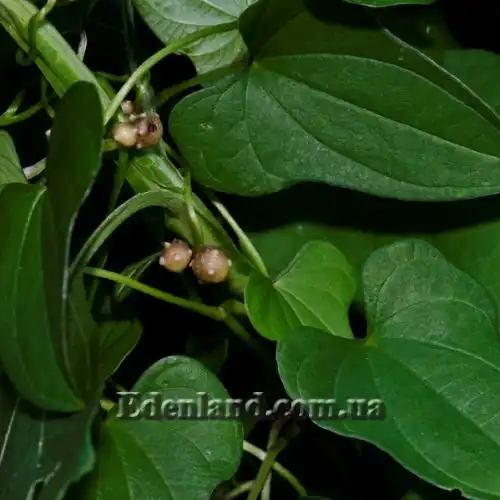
[159,239,232,284]
[111,100,163,149]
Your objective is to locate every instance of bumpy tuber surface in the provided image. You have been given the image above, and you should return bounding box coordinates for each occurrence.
[159,239,193,273]
[190,246,232,284]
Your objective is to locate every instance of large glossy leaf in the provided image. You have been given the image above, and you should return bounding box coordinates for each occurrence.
[0,131,26,185]
[132,0,258,73]
[0,82,103,411]
[277,239,500,500]
[81,356,243,499]
[0,372,99,500]
[170,0,500,201]
[245,241,357,340]
[45,81,103,397]
[444,49,500,116]
[0,184,82,411]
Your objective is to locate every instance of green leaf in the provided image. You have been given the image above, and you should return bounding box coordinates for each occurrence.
[0,183,82,411]
[132,0,258,73]
[113,253,160,303]
[170,0,500,201]
[444,49,500,116]
[250,221,394,301]
[245,241,357,340]
[343,0,436,7]
[45,81,103,398]
[98,320,142,382]
[81,356,243,499]
[0,371,100,500]
[0,131,26,185]
[277,239,500,499]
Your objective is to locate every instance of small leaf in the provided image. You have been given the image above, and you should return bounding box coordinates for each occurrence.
[245,241,356,340]
[250,221,393,301]
[132,0,258,73]
[0,131,26,185]
[277,239,500,499]
[0,372,100,500]
[98,320,142,381]
[0,184,82,411]
[444,49,500,116]
[81,356,243,499]
[170,0,500,201]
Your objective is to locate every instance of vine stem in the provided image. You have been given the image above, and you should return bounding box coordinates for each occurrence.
[27,0,56,61]
[84,267,272,365]
[84,266,224,320]
[104,21,237,125]
[205,190,268,277]
[157,58,248,107]
[243,441,307,497]
[223,481,254,500]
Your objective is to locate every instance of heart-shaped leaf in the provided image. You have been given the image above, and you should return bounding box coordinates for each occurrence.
[0,131,26,185]
[80,356,243,499]
[278,239,500,499]
[0,371,99,500]
[245,241,357,340]
[132,0,258,73]
[170,0,500,201]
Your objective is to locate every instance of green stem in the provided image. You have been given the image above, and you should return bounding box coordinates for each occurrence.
[84,266,225,321]
[40,76,54,118]
[157,58,248,107]
[104,22,237,125]
[27,0,56,61]
[224,481,254,500]
[184,169,203,247]
[95,71,129,83]
[0,101,43,126]
[206,190,268,276]
[220,299,247,317]
[243,441,307,498]
[88,150,130,306]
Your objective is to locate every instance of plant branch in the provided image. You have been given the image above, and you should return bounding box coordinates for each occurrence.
[205,189,268,276]
[157,58,248,107]
[223,481,254,500]
[84,266,225,321]
[104,22,237,125]
[243,441,307,498]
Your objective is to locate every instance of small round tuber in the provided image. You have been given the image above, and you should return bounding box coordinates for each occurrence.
[190,246,232,284]
[134,114,163,149]
[121,100,135,116]
[159,239,192,273]
[111,122,137,148]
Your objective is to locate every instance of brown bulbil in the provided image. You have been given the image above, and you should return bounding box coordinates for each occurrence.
[190,246,231,284]
[159,239,192,273]
[134,114,163,149]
